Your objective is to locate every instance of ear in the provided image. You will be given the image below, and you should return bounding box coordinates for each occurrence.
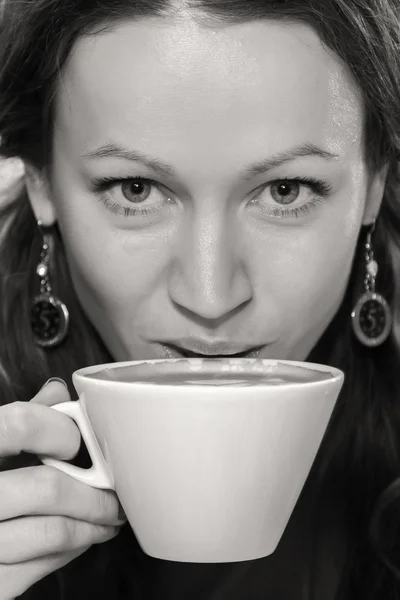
[24,163,57,226]
[362,163,389,226]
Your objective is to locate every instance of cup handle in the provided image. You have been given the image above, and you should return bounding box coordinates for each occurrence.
[39,397,115,490]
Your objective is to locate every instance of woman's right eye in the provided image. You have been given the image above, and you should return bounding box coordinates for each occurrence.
[90,176,174,218]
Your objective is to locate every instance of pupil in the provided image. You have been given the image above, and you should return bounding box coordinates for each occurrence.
[132,182,144,194]
[279,183,291,196]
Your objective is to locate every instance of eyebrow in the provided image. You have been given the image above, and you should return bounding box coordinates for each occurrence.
[81,142,340,179]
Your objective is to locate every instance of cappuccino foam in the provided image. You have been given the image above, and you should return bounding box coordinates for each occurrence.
[87,359,332,386]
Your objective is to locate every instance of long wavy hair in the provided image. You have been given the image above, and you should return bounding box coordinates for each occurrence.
[1,1,400,598]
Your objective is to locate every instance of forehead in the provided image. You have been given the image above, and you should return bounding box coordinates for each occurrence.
[53,17,364,163]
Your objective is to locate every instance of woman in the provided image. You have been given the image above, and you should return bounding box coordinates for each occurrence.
[0,0,399,598]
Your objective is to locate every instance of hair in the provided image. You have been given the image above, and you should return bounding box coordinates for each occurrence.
[1,0,400,598]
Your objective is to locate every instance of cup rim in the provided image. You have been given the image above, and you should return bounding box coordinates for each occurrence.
[73,358,344,389]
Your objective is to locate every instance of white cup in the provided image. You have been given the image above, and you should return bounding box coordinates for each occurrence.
[40,358,344,563]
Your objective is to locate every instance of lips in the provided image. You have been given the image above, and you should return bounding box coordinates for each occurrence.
[163,344,263,359]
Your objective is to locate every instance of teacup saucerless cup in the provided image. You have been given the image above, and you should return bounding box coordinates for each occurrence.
[40,358,344,563]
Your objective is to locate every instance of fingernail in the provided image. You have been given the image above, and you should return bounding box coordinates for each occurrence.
[40,377,68,391]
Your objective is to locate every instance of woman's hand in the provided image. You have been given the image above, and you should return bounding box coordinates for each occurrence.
[0,380,124,600]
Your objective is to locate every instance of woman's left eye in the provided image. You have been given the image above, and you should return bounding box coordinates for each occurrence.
[249,177,333,219]
[90,176,172,218]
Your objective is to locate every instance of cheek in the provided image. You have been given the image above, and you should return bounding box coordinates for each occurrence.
[254,210,361,332]
[67,235,166,313]
[55,206,167,320]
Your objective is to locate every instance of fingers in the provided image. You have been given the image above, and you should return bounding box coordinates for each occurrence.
[1,546,91,599]
[0,401,81,460]
[0,515,120,563]
[0,465,124,525]
[30,378,71,407]
[0,380,122,599]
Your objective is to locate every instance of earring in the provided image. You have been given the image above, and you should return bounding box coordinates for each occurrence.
[30,220,69,347]
[351,222,392,347]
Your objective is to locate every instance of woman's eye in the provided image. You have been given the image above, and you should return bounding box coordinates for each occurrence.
[91,175,331,221]
[249,177,332,219]
[90,176,172,218]
[259,180,310,208]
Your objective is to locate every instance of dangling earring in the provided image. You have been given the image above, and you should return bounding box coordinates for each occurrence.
[30,220,69,347]
[351,222,392,347]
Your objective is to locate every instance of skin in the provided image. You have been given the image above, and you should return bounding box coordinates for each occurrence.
[0,14,389,597]
[25,16,388,362]
[0,382,123,598]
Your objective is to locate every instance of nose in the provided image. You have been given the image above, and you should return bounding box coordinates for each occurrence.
[167,213,253,325]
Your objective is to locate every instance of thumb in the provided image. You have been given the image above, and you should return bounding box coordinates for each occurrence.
[30,377,71,406]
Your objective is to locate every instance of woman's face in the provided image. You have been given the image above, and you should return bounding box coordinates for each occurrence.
[27,15,386,361]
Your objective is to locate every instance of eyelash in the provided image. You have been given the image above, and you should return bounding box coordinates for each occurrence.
[251,176,331,218]
[90,175,332,220]
[91,176,169,218]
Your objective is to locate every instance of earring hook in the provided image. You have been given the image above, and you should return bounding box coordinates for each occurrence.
[366,220,376,248]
